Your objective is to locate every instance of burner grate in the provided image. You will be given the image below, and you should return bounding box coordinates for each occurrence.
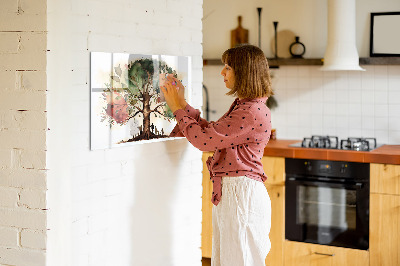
[301,135,339,149]
[340,137,377,151]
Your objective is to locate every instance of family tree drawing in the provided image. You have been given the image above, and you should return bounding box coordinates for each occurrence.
[91,53,190,149]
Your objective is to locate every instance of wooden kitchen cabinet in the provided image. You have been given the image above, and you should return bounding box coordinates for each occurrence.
[370,193,400,266]
[284,241,369,266]
[264,184,285,266]
[261,156,285,186]
[202,152,213,258]
[370,163,400,266]
[262,156,285,266]
[370,163,400,195]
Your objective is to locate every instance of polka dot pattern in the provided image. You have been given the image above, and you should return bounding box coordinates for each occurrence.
[171,97,272,206]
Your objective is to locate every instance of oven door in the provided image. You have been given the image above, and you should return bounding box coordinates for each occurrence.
[285,177,369,250]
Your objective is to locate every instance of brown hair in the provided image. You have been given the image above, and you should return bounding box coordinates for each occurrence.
[221,44,273,99]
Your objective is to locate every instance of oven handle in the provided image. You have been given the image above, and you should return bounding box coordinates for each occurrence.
[286,177,364,189]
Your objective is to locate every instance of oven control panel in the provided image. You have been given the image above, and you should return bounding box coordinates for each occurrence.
[286,158,369,180]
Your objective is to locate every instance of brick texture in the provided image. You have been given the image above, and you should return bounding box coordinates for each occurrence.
[0,0,47,264]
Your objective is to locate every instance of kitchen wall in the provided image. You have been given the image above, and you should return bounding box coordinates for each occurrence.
[203,0,400,144]
[1,0,203,265]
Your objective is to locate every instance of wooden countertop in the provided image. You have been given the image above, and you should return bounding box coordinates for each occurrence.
[263,139,400,165]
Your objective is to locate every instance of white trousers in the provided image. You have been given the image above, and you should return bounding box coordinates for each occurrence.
[212,176,271,266]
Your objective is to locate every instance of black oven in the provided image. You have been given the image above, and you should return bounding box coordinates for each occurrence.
[285,158,369,250]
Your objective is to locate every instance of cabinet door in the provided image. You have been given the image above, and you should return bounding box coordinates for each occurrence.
[264,184,284,266]
[370,163,400,195]
[284,241,369,266]
[370,193,400,266]
[261,156,285,185]
[202,152,213,258]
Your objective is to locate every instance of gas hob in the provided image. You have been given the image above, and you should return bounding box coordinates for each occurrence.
[289,135,382,151]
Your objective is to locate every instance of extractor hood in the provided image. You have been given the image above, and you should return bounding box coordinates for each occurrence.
[320,0,365,71]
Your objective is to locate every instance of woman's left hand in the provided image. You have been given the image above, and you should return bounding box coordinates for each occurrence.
[161,77,184,113]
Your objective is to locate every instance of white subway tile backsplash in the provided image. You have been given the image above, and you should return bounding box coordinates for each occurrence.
[297,102,312,115]
[362,116,375,130]
[335,73,349,90]
[362,90,375,104]
[389,104,400,117]
[336,103,349,116]
[374,77,388,91]
[349,128,363,137]
[286,77,299,89]
[322,70,335,78]
[388,91,400,104]
[388,131,400,143]
[298,67,311,78]
[374,90,388,104]
[374,65,388,77]
[388,75,400,91]
[348,71,362,90]
[311,127,324,136]
[361,104,375,117]
[336,128,349,139]
[298,77,311,89]
[310,77,324,90]
[375,130,389,144]
[374,117,389,130]
[348,116,362,129]
[205,65,400,144]
[323,115,336,129]
[336,90,349,103]
[361,129,375,138]
[388,65,400,75]
[336,115,348,129]
[348,90,362,103]
[323,87,336,103]
[375,104,389,117]
[389,117,400,131]
[285,66,298,77]
[351,101,363,114]
[310,66,323,77]
[323,103,336,116]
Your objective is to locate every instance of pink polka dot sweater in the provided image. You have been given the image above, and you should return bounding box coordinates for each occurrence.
[170,97,271,206]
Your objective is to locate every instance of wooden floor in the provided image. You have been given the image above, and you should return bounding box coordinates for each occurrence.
[202,257,211,266]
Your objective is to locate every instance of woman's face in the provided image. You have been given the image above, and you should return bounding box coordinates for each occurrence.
[220,64,235,89]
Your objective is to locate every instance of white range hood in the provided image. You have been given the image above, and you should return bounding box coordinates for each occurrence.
[320,0,365,71]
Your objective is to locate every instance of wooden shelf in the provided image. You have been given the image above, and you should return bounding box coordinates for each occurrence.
[203,57,400,67]
[268,58,322,67]
[203,58,323,67]
[359,57,400,65]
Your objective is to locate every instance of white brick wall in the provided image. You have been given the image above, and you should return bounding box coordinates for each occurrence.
[0,0,48,265]
[47,1,203,266]
[2,0,203,265]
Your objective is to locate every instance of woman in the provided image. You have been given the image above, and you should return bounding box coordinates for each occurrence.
[161,44,273,266]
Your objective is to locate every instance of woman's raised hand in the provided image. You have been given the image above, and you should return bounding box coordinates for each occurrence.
[169,76,187,108]
[161,77,184,113]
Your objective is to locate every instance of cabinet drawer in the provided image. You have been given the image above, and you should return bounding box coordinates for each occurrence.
[370,163,400,195]
[284,241,369,266]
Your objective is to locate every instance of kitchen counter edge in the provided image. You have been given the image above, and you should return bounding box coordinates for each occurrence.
[263,139,400,165]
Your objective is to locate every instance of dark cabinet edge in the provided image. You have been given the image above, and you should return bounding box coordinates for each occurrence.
[359,57,400,65]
